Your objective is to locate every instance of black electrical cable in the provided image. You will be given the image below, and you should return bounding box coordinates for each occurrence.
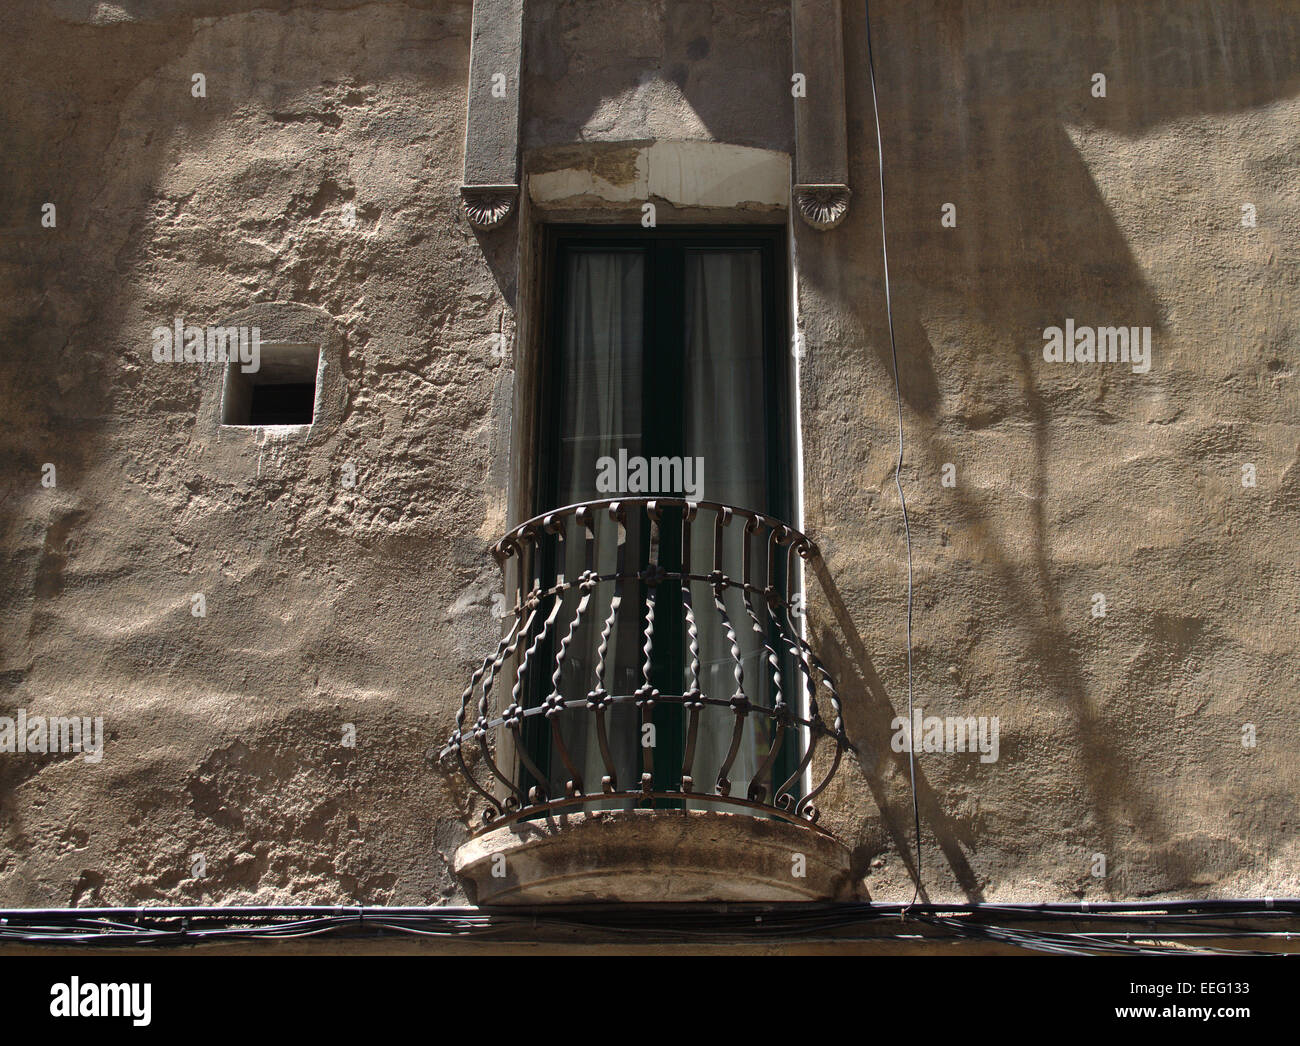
[9,899,1296,918]
[4,902,1297,955]
[862,0,922,909]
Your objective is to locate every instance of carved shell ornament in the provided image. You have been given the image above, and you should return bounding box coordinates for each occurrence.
[461,185,519,229]
[795,184,852,230]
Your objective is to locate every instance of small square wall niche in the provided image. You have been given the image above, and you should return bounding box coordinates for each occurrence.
[222,343,320,427]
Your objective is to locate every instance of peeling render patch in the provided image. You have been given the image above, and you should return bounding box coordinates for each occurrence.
[528,142,790,212]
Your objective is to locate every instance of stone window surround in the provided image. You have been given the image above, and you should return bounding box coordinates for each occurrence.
[452,143,855,905]
[458,0,851,231]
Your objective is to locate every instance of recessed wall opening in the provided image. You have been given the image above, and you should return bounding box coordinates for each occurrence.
[221,343,320,427]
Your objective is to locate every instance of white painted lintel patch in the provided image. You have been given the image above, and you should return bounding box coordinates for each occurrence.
[529,143,790,211]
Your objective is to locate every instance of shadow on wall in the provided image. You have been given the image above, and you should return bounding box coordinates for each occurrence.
[522,0,795,153]
[0,0,470,903]
[816,0,1300,899]
[0,0,462,669]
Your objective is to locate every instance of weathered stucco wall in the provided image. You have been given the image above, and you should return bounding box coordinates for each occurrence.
[0,0,1296,907]
[0,0,496,905]
[803,0,1300,900]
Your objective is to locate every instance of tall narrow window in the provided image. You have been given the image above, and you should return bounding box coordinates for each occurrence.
[525,226,798,810]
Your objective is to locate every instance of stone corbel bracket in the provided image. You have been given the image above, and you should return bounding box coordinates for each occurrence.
[792,0,851,229]
[461,0,523,230]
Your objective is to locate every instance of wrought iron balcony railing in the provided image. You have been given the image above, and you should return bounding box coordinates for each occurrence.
[441,498,847,834]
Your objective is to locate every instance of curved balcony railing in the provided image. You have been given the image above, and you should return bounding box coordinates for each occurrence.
[440,498,848,835]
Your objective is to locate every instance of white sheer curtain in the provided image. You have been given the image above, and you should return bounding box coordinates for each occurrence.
[551,252,644,803]
[534,245,784,807]
[684,251,766,510]
[683,250,773,803]
[557,252,644,505]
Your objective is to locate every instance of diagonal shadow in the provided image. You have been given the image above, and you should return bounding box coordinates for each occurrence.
[825,0,1300,895]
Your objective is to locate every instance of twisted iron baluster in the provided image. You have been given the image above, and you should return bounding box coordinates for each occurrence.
[710,507,748,797]
[767,527,818,813]
[475,534,535,813]
[787,541,845,821]
[742,515,787,804]
[586,502,626,794]
[678,502,703,793]
[768,527,815,709]
[452,611,523,821]
[635,502,663,801]
[768,537,845,821]
[544,512,590,798]
[506,521,563,804]
[787,540,844,736]
[445,538,516,820]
